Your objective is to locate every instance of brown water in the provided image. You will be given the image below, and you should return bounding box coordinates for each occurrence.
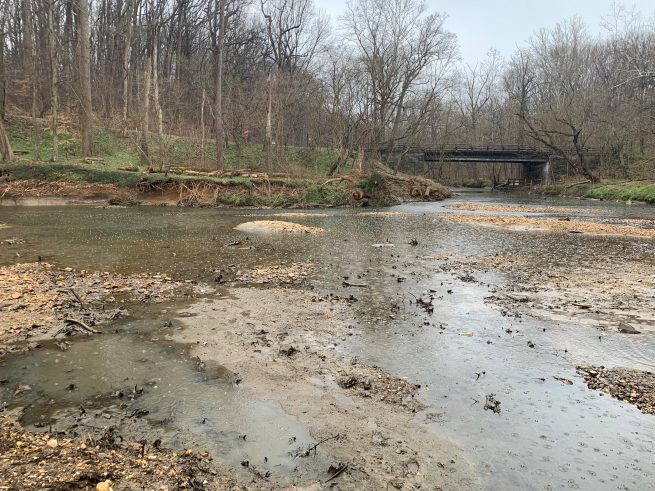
[0,195,654,490]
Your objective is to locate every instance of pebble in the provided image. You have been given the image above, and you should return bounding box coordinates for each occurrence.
[46,438,58,448]
[96,481,113,491]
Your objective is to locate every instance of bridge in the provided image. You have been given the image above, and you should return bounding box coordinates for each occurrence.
[377,144,594,183]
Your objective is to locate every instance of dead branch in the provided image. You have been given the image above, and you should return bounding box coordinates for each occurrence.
[69,288,85,309]
[324,463,349,483]
[63,318,100,334]
[296,434,340,458]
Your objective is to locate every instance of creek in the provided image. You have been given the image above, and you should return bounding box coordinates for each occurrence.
[0,193,653,490]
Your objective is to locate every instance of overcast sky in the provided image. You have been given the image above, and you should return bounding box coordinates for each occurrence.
[319,0,655,65]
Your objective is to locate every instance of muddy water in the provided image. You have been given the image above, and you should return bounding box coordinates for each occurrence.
[1,195,654,490]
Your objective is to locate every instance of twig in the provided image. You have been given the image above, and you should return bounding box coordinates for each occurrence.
[64,318,100,334]
[324,463,349,483]
[295,434,340,459]
[69,288,85,309]
[342,281,368,288]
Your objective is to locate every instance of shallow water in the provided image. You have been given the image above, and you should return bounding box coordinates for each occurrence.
[0,316,330,480]
[0,194,654,489]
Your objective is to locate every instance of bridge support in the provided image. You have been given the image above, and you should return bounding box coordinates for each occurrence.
[521,160,550,184]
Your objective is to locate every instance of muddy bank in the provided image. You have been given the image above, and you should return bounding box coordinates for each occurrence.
[0,412,238,490]
[0,263,243,490]
[233,261,315,286]
[577,365,655,415]
[0,168,451,208]
[172,288,478,489]
[0,262,208,356]
[0,180,136,204]
[0,260,477,489]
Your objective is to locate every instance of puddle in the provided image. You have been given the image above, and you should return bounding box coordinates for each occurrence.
[0,322,330,480]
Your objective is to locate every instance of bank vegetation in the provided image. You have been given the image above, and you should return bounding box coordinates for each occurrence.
[0,0,653,190]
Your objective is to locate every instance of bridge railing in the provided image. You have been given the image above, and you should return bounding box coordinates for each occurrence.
[374,144,599,155]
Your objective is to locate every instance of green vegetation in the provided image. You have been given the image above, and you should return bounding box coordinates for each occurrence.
[539,181,655,204]
[5,116,342,176]
[356,173,385,194]
[0,117,449,208]
[584,183,655,204]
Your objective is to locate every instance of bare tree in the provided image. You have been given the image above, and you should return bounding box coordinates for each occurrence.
[344,0,457,156]
[22,0,40,159]
[75,0,94,158]
[48,0,58,161]
[0,0,7,121]
[261,0,326,168]
[458,50,502,144]
[518,19,600,181]
[209,0,239,171]
[121,0,137,137]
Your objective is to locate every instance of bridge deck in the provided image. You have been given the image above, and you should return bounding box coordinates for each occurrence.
[378,144,598,165]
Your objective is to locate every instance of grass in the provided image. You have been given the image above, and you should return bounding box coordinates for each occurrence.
[583,183,655,204]
[4,115,341,177]
[539,181,655,204]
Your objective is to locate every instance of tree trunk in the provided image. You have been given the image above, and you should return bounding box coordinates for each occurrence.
[121,0,135,137]
[0,15,6,121]
[48,0,58,162]
[0,119,13,161]
[274,72,285,168]
[214,0,227,171]
[22,0,40,159]
[151,27,165,171]
[63,1,74,113]
[141,52,152,165]
[200,87,206,169]
[76,0,94,158]
[276,110,285,168]
[265,71,273,172]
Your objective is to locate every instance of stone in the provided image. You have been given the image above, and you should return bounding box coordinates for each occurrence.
[96,481,113,491]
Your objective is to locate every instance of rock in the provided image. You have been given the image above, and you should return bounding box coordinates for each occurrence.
[96,481,113,491]
[618,322,641,334]
[484,394,501,414]
[46,438,58,448]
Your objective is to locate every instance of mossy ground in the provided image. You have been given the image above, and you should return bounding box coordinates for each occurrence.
[539,181,655,204]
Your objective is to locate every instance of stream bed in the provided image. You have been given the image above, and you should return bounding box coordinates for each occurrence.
[0,193,654,490]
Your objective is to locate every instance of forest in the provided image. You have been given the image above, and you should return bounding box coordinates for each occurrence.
[0,0,654,183]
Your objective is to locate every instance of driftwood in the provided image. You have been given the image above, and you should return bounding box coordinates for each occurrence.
[53,318,100,337]
[321,176,354,188]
